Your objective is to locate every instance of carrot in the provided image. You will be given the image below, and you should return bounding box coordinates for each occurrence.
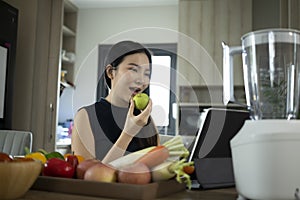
[109,136,189,169]
[135,145,169,169]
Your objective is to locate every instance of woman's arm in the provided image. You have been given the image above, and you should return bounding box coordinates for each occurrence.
[101,132,133,164]
[71,109,95,160]
[102,99,153,164]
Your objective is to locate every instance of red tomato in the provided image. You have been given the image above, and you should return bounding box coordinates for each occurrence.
[183,165,195,174]
[43,158,75,178]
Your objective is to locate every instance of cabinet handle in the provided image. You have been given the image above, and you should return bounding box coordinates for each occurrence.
[49,103,54,142]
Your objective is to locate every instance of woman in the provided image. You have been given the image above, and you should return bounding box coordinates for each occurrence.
[71,41,159,164]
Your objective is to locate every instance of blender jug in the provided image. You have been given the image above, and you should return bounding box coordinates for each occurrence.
[224,29,300,200]
[223,29,300,119]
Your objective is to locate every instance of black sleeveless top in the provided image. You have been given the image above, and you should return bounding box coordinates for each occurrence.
[81,98,157,160]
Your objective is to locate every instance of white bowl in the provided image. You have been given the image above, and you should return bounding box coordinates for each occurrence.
[0,160,42,199]
[231,120,300,200]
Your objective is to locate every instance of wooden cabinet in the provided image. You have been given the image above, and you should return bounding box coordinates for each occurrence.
[177,0,300,105]
[56,0,77,152]
[178,0,252,87]
[7,0,78,152]
[177,0,251,108]
[61,0,77,88]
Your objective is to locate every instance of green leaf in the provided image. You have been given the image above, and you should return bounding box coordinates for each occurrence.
[45,151,64,160]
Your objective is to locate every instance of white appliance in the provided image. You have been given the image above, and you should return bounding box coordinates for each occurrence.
[223,29,300,200]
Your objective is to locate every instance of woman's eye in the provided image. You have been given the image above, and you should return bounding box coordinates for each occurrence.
[145,73,151,78]
[129,68,138,72]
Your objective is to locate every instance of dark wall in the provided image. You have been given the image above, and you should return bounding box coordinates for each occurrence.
[0,0,18,129]
[252,0,281,30]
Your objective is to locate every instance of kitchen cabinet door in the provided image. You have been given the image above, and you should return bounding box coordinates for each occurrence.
[178,0,252,87]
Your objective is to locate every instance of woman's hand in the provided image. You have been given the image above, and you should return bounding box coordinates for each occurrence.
[123,98,152,137]
[103,99,153,164]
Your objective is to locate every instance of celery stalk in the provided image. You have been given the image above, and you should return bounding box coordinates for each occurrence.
[152,158,194,189]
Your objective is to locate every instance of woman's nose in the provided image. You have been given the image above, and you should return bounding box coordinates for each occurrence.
[135,73,146,85]
[135,77,144,85]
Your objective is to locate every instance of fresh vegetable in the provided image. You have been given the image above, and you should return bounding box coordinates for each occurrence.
[36,148,65,160]
[43,158,75,178]
[150,161,177,181]
[45,151,64,160]
[135,145,169,168]
[84,163,117,183]
[162,136,190,161]
[109,135,189,168]
[64,152,85,164]
[118,162,151,185]
[109,146,156,168]
[183,165,195,174]
[65,154,79,176]
[151,158,194,189]
[25,152,47,164]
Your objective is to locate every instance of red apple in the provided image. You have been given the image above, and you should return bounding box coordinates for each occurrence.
[84,162,117,183]
[118,162,151,185]
[76,159,100,179]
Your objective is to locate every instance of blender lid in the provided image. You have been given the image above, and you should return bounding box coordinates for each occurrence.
[231,120,300,147]
[241,28,300,47]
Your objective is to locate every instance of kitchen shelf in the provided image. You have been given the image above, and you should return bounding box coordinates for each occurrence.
[63,25,76,37]
[60,0,77,84]
[64,0,77,12]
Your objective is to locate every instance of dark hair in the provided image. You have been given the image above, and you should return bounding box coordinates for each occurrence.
[104,41,152,89]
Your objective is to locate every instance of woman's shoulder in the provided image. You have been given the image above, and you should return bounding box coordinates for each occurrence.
[78,98,108,112]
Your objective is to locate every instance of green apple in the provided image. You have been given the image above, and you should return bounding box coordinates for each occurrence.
[133,93,149,110]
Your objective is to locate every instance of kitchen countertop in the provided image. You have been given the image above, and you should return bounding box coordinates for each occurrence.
[18,188,238,200]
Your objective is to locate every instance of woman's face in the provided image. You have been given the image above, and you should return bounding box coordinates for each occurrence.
[110,52,151,106]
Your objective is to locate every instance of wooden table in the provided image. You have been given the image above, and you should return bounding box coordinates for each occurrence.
[18,188,238,200]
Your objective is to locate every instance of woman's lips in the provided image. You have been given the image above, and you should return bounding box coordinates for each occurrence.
[130,87,141,97]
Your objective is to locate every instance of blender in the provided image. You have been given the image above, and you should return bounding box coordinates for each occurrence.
[223,29,300,200]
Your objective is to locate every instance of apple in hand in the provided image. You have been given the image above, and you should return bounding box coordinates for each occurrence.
[76,159,100,179]
[84,162,117,183]
[133,93,149,110]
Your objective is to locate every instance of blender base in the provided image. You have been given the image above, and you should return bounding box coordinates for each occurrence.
[231,120,300,200]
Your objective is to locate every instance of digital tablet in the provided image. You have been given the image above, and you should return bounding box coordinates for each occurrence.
[188,108,250,189]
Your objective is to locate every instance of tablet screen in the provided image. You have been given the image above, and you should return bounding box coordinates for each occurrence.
[0,43,8,119]
[188,108,249,162]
